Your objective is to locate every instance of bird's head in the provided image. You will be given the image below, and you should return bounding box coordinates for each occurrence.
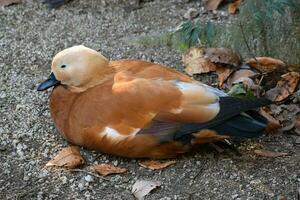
[37,45,112,92]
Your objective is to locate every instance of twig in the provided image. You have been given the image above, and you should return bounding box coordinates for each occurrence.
[192,159,207,181]
[68,169,110,181]
[256,74,265,97]
[91,154,102,162]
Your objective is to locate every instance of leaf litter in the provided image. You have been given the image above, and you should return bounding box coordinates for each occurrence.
[46,146,85,169]
[132,180,161,200]
[91,163,127,176]
[139,160,176,170]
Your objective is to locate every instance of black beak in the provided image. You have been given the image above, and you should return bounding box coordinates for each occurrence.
[37,72,61,91]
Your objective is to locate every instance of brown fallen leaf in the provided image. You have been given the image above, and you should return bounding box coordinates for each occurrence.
[207,0,224,10]
[254,149,288,158]
[139,160,176,170]
[227,69,258,88]
[215,66,234,87]
[91,164,127,176]
[294,114,300,135]
[182,48,216,76]
[46,146,85,169]
[294,114,300,128]
[132,180,161,200]
[228,0,241,14]
[259,108,281,133]
[0,0,21,6]
[203,48,241,66]
[265,72,300,102]
[246,57,285,73]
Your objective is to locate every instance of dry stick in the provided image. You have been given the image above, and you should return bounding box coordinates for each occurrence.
[68,169,110,181]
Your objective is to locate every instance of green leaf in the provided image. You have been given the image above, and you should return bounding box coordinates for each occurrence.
[227,83,256,99]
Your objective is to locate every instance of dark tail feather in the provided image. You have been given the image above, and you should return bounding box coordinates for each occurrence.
[174,97,272,143]
[214,97,272,122]
[43,0,69,8]
[212,110,268,138]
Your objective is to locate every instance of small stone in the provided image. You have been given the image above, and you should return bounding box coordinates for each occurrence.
[220,11,228,17]
[84,175,94,183]
[78,182,84,191]
[38,169,49,178]
[61,176,68,184]
[0,92,6,98]
[232,194,239,199]
[112,160,118,166]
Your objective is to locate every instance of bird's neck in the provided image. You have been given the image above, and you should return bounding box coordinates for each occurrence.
[68,64,116,93]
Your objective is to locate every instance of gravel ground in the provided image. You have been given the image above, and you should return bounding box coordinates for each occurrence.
[0,1,299,199]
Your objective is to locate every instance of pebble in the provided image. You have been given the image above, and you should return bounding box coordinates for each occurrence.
[84,175,94,183]
[61,176,68,184]
[112,160,118,166]
[78,182,85,191]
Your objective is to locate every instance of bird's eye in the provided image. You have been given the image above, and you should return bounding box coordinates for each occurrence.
[60,64,67,68]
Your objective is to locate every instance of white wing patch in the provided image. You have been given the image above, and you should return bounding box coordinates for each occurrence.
[103,127,140,141]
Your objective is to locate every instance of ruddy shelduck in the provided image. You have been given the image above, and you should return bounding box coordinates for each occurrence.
[38,45,271,158]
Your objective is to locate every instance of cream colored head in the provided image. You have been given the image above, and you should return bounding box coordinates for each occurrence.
[51,45,113,92]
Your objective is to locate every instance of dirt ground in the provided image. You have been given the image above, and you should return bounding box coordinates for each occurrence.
[0,0,299,199]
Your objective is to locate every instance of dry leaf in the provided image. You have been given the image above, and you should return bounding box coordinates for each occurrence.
[227,69,257,88]
[203,48,241,66]
[254,149,288,158]
[132,180,161,200]
[246,57,285,73]
[259,108,281,133]
[228,0,241,14]
[265,72,300,102]
[91,164,127,176]
[139,160,176,170]
[294,114,300,135]
[182,48,216,76]
[294,114,300,128]
[215,66,234,87]
[0,0,20,6]
[46,146,85,169]
[207,0,223,10]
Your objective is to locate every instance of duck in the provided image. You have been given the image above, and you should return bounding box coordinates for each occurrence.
[37,45,271,158]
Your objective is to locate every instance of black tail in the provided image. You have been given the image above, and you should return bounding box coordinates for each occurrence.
[43,0,69,8]
[174,97,272,143]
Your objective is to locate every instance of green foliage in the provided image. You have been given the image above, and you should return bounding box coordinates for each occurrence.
[252,0,297,20]
[173,21,218,49]
[227,83,256,99]
[131,0,299,64]
[231,0,300,62]
[173,21,202,49]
